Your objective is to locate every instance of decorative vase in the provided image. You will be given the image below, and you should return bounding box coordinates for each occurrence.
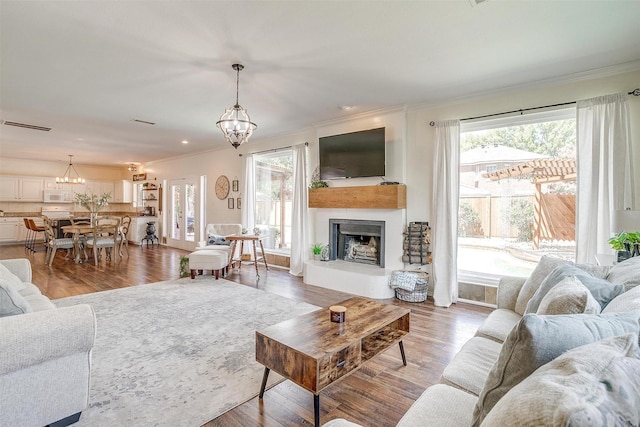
[90,212,98,225]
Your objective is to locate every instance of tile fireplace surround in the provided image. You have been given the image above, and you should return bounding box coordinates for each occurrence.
[304,208,404,299]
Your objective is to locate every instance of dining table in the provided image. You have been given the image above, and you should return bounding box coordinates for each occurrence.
[61,224,93,263]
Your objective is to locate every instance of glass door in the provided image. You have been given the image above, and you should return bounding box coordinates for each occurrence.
[166,179,198,250]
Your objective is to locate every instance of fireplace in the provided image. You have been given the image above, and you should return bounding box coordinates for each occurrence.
[329,219,385,268]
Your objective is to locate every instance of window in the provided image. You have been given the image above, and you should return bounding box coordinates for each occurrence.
[458,109,577,284]
[253,150,293,254]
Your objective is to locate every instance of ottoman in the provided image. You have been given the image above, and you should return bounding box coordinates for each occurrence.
[188,249,228,280]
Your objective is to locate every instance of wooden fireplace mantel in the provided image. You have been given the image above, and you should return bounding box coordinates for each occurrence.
[308,184,406,209]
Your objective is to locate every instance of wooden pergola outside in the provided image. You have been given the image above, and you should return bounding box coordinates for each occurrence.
[482,158,576,249]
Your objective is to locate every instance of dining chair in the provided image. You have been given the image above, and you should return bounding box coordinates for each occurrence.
[85,217,121,264]
[23,218,34,252]
[119,215,131,257]
[43,218,75,266]
[28,219,45,251]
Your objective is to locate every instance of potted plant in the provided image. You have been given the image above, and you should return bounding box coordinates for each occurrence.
[609,231,633,262]
[312,243,325,261]
[74,192,111,223]
[179,255,190,277]
[309,166,328,190]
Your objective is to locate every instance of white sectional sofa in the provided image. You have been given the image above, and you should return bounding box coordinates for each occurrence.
[0,258,96,427]
[324,256,640,427]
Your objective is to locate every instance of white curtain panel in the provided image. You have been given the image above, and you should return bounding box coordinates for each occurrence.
[576,93,635,264]
[432,120,460,307]
[289,143,309,276]
[241,154,255,236]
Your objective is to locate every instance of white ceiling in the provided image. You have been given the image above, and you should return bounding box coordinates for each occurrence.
[1,1,640,167]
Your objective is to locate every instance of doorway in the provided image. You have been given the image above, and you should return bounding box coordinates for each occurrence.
[166,179,199,250]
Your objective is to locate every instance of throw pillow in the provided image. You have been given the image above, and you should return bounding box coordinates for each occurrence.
[603,285,640,314]
[525,265,624,314]
[0,262,26,292]
[470,310,640,427]
[0,278,32,317]
[606,256,640,291]
[514,255,571,315]
[481,334,640,427]
[536,275,601,315]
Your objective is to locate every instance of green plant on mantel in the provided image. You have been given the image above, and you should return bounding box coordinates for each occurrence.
[312,243,325,255]
[309,166,328,190]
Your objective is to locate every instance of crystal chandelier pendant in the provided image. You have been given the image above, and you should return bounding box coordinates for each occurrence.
[216,64,257,149]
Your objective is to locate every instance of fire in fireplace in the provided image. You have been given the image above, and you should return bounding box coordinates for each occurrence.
[329,219,385,267]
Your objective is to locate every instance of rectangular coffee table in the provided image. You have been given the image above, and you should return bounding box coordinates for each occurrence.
[256,297,410,427]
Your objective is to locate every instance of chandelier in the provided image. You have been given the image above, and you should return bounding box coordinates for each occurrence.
[127,164,138,172]
[216,63,257,149]
[56,155,85,184]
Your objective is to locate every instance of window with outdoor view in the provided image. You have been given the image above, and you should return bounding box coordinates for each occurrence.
[253,150,293,254]
[458,109,577,284]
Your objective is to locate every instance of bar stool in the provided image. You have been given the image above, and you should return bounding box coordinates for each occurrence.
[23,218,34,252]
[28,219,46,252]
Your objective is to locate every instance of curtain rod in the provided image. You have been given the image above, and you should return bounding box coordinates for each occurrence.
[429,88,640,126]
[238,141,308,157]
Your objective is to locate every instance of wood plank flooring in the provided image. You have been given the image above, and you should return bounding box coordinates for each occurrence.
[0,243,491,427]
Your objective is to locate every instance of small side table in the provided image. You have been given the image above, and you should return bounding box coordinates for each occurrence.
[227,234,269,276]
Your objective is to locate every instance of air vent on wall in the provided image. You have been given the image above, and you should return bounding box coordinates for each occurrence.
[2,120,52,132]
[131,119,156,125]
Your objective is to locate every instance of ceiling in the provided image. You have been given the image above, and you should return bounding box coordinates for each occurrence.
[1,1,640,167]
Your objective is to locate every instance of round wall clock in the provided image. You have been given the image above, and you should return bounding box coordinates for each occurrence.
[215,175,230,200]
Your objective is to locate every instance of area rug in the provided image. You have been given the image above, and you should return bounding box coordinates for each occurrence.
[54,277,319,427]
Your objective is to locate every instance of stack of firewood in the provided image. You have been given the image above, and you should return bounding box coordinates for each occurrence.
[402,221,431,265]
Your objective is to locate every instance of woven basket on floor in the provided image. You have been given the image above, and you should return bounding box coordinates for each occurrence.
[391,271,429,302]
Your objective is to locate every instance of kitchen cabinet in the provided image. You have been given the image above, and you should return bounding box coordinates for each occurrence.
[0,217,44,243]
[85,181,115,199]
[113,180,133,203]
[0,176,44,201]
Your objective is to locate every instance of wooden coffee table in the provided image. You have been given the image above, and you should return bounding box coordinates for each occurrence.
[256,297,410,427]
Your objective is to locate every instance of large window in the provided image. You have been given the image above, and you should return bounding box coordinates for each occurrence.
[254,150,293,254]
[458,109,577,284]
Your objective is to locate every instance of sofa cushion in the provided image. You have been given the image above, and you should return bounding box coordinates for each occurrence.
[606,256,640,291]
[0,262,27,292]
[0,278,32,317]
[480,334,640,427]
[603,285,640,314]
[397,384,478,427]
[536,275,601,315]
[441,337,502,395]
[514,255,570,315]
[475,308,522,343]
[471,310,640,426]
[22,293,56,312]
[525,265,624,314]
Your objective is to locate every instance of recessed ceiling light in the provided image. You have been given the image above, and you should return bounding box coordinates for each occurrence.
[339,105,353,111]
[181,140,189,144]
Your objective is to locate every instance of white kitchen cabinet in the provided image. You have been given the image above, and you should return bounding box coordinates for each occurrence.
[0,218,20,242]
[113,180,133,203]
[85,181,115,198]
[0,176,43,201]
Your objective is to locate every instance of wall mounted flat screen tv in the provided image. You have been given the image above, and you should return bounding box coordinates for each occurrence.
[319,127,386,179]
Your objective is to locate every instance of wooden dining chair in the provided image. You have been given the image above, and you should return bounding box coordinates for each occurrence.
[43,218,75,266]
[119,215,131,257]
[85,217,121,264]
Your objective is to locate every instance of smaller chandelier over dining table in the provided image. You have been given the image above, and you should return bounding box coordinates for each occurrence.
[56,154,85,184]
[216,63,257,149]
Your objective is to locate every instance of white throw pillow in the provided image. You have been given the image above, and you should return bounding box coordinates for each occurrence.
[481,334,640,427]
[0,263,26,292]
[514,256,572,315]
[536,275,601,315]
[0,278,32,317]
[603,285,640,314]
[606,256,640,291]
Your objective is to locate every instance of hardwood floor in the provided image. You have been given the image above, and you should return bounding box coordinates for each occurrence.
[0,243,492,427]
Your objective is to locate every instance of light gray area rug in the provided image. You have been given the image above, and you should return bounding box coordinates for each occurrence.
[55,277,319,427]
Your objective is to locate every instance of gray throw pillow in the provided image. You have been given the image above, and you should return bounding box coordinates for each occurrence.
[514,256,571,315]
[606,256,640,291]
[536,276,601,315]
[0,278,32,317]
[525,264,624,314]
[481,334,640,427]
[470,310,640,427]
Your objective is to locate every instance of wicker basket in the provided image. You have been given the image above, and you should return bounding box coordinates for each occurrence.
[389,270,429,303]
